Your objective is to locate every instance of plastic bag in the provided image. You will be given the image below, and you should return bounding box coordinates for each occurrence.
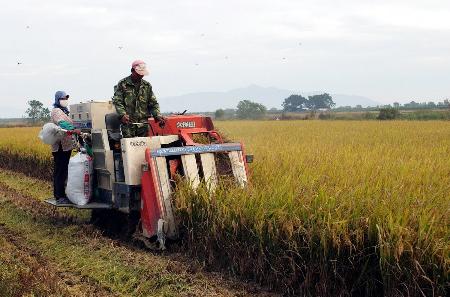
[66,152,93,205]
[38,123,66,145]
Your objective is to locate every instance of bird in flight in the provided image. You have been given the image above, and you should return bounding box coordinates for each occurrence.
[17,62,22,65]
[118,46,123,50]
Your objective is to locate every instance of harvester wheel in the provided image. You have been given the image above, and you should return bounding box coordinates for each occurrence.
[90,209,139,240]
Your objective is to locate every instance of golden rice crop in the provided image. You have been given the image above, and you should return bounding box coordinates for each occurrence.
[175,120,449,296]
[0,127,52,179]
[0,121,448,296]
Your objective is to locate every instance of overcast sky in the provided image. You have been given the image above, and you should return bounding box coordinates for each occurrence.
[1,0,449,117]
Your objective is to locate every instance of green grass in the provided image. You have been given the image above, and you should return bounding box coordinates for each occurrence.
[0,236,61,296]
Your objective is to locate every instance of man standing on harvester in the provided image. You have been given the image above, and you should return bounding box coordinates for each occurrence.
[113,60,165,138]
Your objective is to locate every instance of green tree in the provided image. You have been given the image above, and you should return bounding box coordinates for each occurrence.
[236,100,267,119]
[40,107,51,122]
[306,93,335,111]
[377,107,400,120]
[25,100,50,123]
[282,95,308,112]
[214,109,225,119]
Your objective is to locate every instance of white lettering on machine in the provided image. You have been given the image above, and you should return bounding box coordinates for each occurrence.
[176,121,196,128]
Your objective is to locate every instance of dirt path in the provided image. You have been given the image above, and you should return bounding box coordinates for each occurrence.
[0,169,278,297]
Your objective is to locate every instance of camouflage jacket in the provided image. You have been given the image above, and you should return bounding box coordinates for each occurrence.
[112,75,161,122]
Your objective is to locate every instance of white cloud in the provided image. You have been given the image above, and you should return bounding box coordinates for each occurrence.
[0,0,449,116]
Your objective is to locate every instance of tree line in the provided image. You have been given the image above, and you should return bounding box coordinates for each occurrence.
[216,94,450,120]
[23,94,450,123]
[334,99,450,112]
[216,93,335,120]
[281,93,335,112]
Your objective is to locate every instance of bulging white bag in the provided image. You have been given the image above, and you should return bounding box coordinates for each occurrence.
[66,152,93,205]
[38,123,66,145]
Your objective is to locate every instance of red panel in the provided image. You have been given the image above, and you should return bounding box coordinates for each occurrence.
[148,115,214,137]
[203,117,215,130]
[140,149,161,238]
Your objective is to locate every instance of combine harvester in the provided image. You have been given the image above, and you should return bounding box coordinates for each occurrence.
[46,101,252,249]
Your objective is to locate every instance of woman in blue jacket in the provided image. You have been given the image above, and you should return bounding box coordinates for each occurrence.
[50,91,79,203]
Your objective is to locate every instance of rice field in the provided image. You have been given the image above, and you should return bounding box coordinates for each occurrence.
[0,127,53,180]
[0,121,448,296]
[179,121,450,296]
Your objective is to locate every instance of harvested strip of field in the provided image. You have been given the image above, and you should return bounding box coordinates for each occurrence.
[0,223,115,297]
[0,169,276,297]
[0,226,67,297]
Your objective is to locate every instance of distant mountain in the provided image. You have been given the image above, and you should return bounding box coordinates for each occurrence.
[160,85,380,112]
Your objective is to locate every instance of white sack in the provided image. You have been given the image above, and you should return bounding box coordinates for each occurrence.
[66,152,93,205]
[38,123,66,145]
